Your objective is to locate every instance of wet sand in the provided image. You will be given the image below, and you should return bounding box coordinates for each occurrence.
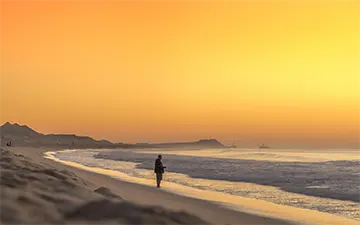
[1,148,356,225]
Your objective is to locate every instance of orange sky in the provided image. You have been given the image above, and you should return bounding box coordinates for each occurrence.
[1,0,359,148]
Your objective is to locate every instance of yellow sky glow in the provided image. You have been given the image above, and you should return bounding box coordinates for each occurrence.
[1,0,359,148]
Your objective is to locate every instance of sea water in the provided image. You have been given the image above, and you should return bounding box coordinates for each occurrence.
[52,148,360,221]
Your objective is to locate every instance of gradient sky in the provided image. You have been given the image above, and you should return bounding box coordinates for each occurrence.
[1,0,359,148]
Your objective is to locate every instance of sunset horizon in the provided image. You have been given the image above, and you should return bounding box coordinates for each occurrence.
[1,1,360,224]
[1,0,359,149]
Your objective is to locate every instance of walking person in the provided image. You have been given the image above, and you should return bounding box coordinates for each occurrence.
[154,155,166,188]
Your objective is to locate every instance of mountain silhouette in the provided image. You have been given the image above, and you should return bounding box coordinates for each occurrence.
[0,122,227,149]
[1,122,41,137]
[0,122,112,148]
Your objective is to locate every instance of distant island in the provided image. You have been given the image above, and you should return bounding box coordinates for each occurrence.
[0,122,227,149]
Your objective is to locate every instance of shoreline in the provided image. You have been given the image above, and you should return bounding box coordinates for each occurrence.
[3,146,295,225]
[1,147,210,224]
[46,148,359,225]
[2,146,358,225]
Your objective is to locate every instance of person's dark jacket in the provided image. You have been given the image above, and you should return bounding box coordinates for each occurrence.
[154,158,164,174]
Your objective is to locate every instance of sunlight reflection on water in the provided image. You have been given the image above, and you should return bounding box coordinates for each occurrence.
[54,149,360,221]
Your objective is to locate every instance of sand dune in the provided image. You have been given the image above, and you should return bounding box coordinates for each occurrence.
[0,147,295,225]
[0,148,208,224]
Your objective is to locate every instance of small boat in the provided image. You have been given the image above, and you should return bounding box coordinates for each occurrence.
[258,144,270,149]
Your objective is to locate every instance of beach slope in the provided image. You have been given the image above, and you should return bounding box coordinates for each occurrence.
[1,147,294,224]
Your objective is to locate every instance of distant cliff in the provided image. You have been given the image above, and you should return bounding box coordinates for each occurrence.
[0,122,113,148]
[0,122,226,149]
[1,122,41,137]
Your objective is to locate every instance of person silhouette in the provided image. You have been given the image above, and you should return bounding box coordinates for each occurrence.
[154,155,166,188]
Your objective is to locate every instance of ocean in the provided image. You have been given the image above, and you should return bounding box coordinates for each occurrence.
[51,148,360,222]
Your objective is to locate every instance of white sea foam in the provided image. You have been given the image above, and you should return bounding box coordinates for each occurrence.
[52,148,360,222]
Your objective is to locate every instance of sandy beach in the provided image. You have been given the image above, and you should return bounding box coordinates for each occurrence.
[1,146,297,225]
[2,0,359,224]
